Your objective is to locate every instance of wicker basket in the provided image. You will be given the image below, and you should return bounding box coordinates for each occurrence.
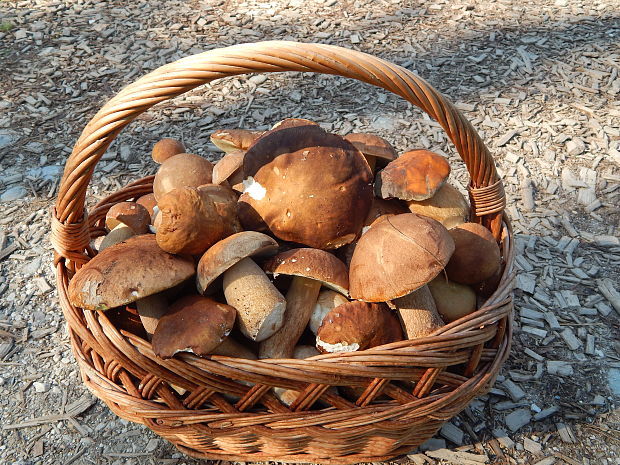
[51,41,515,464]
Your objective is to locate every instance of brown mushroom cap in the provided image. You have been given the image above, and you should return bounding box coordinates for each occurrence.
[212,150,245,186]
[136,193,158,221]
[376,149,451,201]
[152,138,186,164]
[196,231,279,294]
[152,295,236,359]
[211,129,264,153]
[407,183,470,229]
[344,133,397,169]
[270,118,319,130]
[445,222,501,285]
[156,186,226,255]
[349,213,455,302]
[68,235,195,311]
[309,289,349,335]
[153,153,214,200]
[239,124,373,249]
[263,248,349,296]
[427,276,477,322]
[105,202,151,234]
[316,301,403,353]
[197,184,242,236]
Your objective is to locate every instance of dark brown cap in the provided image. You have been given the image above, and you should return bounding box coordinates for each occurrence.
[344,133,397,170]
[197,184,243,236]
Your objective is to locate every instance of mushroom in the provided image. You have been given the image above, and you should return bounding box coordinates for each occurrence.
[210,129,264,153]
[407,183,470,229]
[259,248,349,359]
[211,337,258,359]
[270,118,319,130]
[136,193,158,221]
[68,235,195,311]
[316,301,403,353]
[212,150,245,188]
[349,213,455,302]
[344,133,397,172]
[153,153,214,200]
[105,201,151,234]
[309,289,349,335]
[152,295,236,359]
[273,344,321,406]
[427,276,477,323]
[135,292,169,340]
[445,222,501,285]
[98,224,135,252]
[375,149,451,201]
[239,123,373,249]
[197,184,243,236]
[156,186,226,255]
[393,285,444,339]
[152,138,186,164]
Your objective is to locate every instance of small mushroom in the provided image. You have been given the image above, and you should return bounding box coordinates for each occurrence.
[349,213,455,302]
[211,337,257,359]
[152,295,236,359]
[427,276,477,322]
[445,222,501,285]
[98,224,135,252]
[68,235,195,311]
[309,289,349,335]
[197,184,243,236]
[316,301,403,353]
[210,129,263,153]
[394,285,444,339]
[375,149,450,201]
[136,292,169,340]
[105,201,151,234]
[344,133,397,172]
[153,153,214,200]
[136,193,158,221]
[259,248,349,359]
[407,183,470,229]
[156,186,226,255]
[152,138,186,164]
[212,150,245,187]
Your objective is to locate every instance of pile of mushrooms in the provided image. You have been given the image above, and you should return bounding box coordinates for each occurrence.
[70,118,503,380]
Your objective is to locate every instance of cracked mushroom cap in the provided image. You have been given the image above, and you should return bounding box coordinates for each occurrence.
[349,213,455,302]
[211,129,264,153]
[152,138,186,164]
[153,153,214,200]
[239,124,373,249]
[152,295,236,359]
[344,133,397,170]
[263,248,349,296]
[316,301,403,353]
[105,201,151,234]
[376,149,451,201]
[68,235,195,311]
[196,231,279,294]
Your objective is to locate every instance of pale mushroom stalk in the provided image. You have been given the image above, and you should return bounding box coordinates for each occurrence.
[259,277,322,359]
[136,293,169,341]
[393,285,444,339]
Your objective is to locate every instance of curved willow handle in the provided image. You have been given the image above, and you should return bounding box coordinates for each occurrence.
[52,41,505,264]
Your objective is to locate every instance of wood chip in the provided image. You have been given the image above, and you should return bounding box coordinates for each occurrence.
[556,423,576,443]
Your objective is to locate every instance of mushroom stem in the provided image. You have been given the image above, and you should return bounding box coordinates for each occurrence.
[394,285,444,339]
[223,257,286,342]
[259,277,322,359]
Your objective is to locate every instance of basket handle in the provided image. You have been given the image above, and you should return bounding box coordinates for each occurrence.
[52,41,505,263]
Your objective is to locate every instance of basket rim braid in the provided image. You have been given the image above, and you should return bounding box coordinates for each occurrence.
[51,41,515,464]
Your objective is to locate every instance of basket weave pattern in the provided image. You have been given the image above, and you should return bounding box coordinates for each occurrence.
[51,42,515,464]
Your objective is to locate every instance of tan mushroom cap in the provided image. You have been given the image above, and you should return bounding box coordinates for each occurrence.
[211,129,263,153]
[152,138,186,164]
[239,124,373,249]
[153,153,214,200]
[263,248,349,296]
[152,295,236,359]
[344,133,397,169]
[376,149,451,201]
[196,231,279,294]
[349,213,455,302]
[427,276,477,322]
[212,150,245,186]
[445,222,501,285]
[68,235,195,311]
[197,184,243,236]
[105,201,151,234]
[136,193,158,221]
[407,183,470,229]
[316,301,403,353]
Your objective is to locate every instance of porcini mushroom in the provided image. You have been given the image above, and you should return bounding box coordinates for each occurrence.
[153,153,213,200]
[349,213,455,302]
[135,292,169,340]
[445,222,501,285]
[68,235,195,311]
[427,276,477,322]
[309,289,349,335]
[197,184,242,236]
[316,301,403,353]
[394,285,444,339]
[375,149,450,201]
[210,129,263,153]
[98,224,135,252]
[407,183,470,229]
[239,123,373,249]
[259,248,349,359]
[211,337,258,359]
[152,138,185,164]
[136,193,158,221]
[344,133,397,172]
[105,201,151,234]
[212,150,245,187]
[152,295,236,359]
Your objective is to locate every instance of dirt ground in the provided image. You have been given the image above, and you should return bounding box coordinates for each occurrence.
[0,0,619,464]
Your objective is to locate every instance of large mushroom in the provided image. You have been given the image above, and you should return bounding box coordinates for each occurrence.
[153,153,214,200]
[238,123,373,249]
[349,213,455,302]
[197,184,243,236]
[68,235,195,311]
[259,248,349,359]
[344,133,397,172]
[445,222,501,285]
